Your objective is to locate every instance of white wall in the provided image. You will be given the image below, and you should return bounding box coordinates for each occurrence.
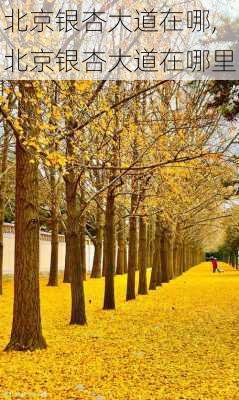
[2,225,95,275]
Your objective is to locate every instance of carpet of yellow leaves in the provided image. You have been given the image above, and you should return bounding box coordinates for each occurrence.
[1,262,239,400]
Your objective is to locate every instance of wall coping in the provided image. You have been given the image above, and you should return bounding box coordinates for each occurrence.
[3,223,93,244]
[3,223,65,242]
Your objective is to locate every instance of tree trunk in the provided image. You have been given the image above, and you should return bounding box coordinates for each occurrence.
[103,187,116,310]
[47,170,59,287]
[160,227,174,283]
[147,219,152,269]
[80,216,87,280]
[0,122,10,295]
[187,246,191,268]
[6,137,46,351]
[183,242,187,272]
[48,217,59,286]
[135,225,139,271]
[124,244,128,273]
[149,217,155,269]
[91,206,103,278]
[178,243,183,275]
[64,132,86,325]
[138,216,148,295]
[149,216,161,290]
[79,191,87,280]
[173,235,180,278]
[235,251,238,269]
[116,218,125,275]
[5,83,46,351]
[70,236,86,325]
[126,192,138,301]
[102,224,107,277]
[167,230,174,280]
[161,229,169,283]
[124,220,128,273]
[63,232,71,283]
[66,175,87,325]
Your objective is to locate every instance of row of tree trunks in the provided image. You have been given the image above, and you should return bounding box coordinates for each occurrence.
[63,194,206,299]
[63,203,204,303]
[228,252,238,268]
[149,221,204,288]
[92,211,129,279]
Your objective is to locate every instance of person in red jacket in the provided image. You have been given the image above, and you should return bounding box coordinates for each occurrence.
[211,257,218,273]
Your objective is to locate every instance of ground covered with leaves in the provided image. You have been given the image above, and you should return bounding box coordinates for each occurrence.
[1,263,239,399]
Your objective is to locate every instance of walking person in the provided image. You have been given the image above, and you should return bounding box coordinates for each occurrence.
[211,257,224,273]
[211,257,218,273]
